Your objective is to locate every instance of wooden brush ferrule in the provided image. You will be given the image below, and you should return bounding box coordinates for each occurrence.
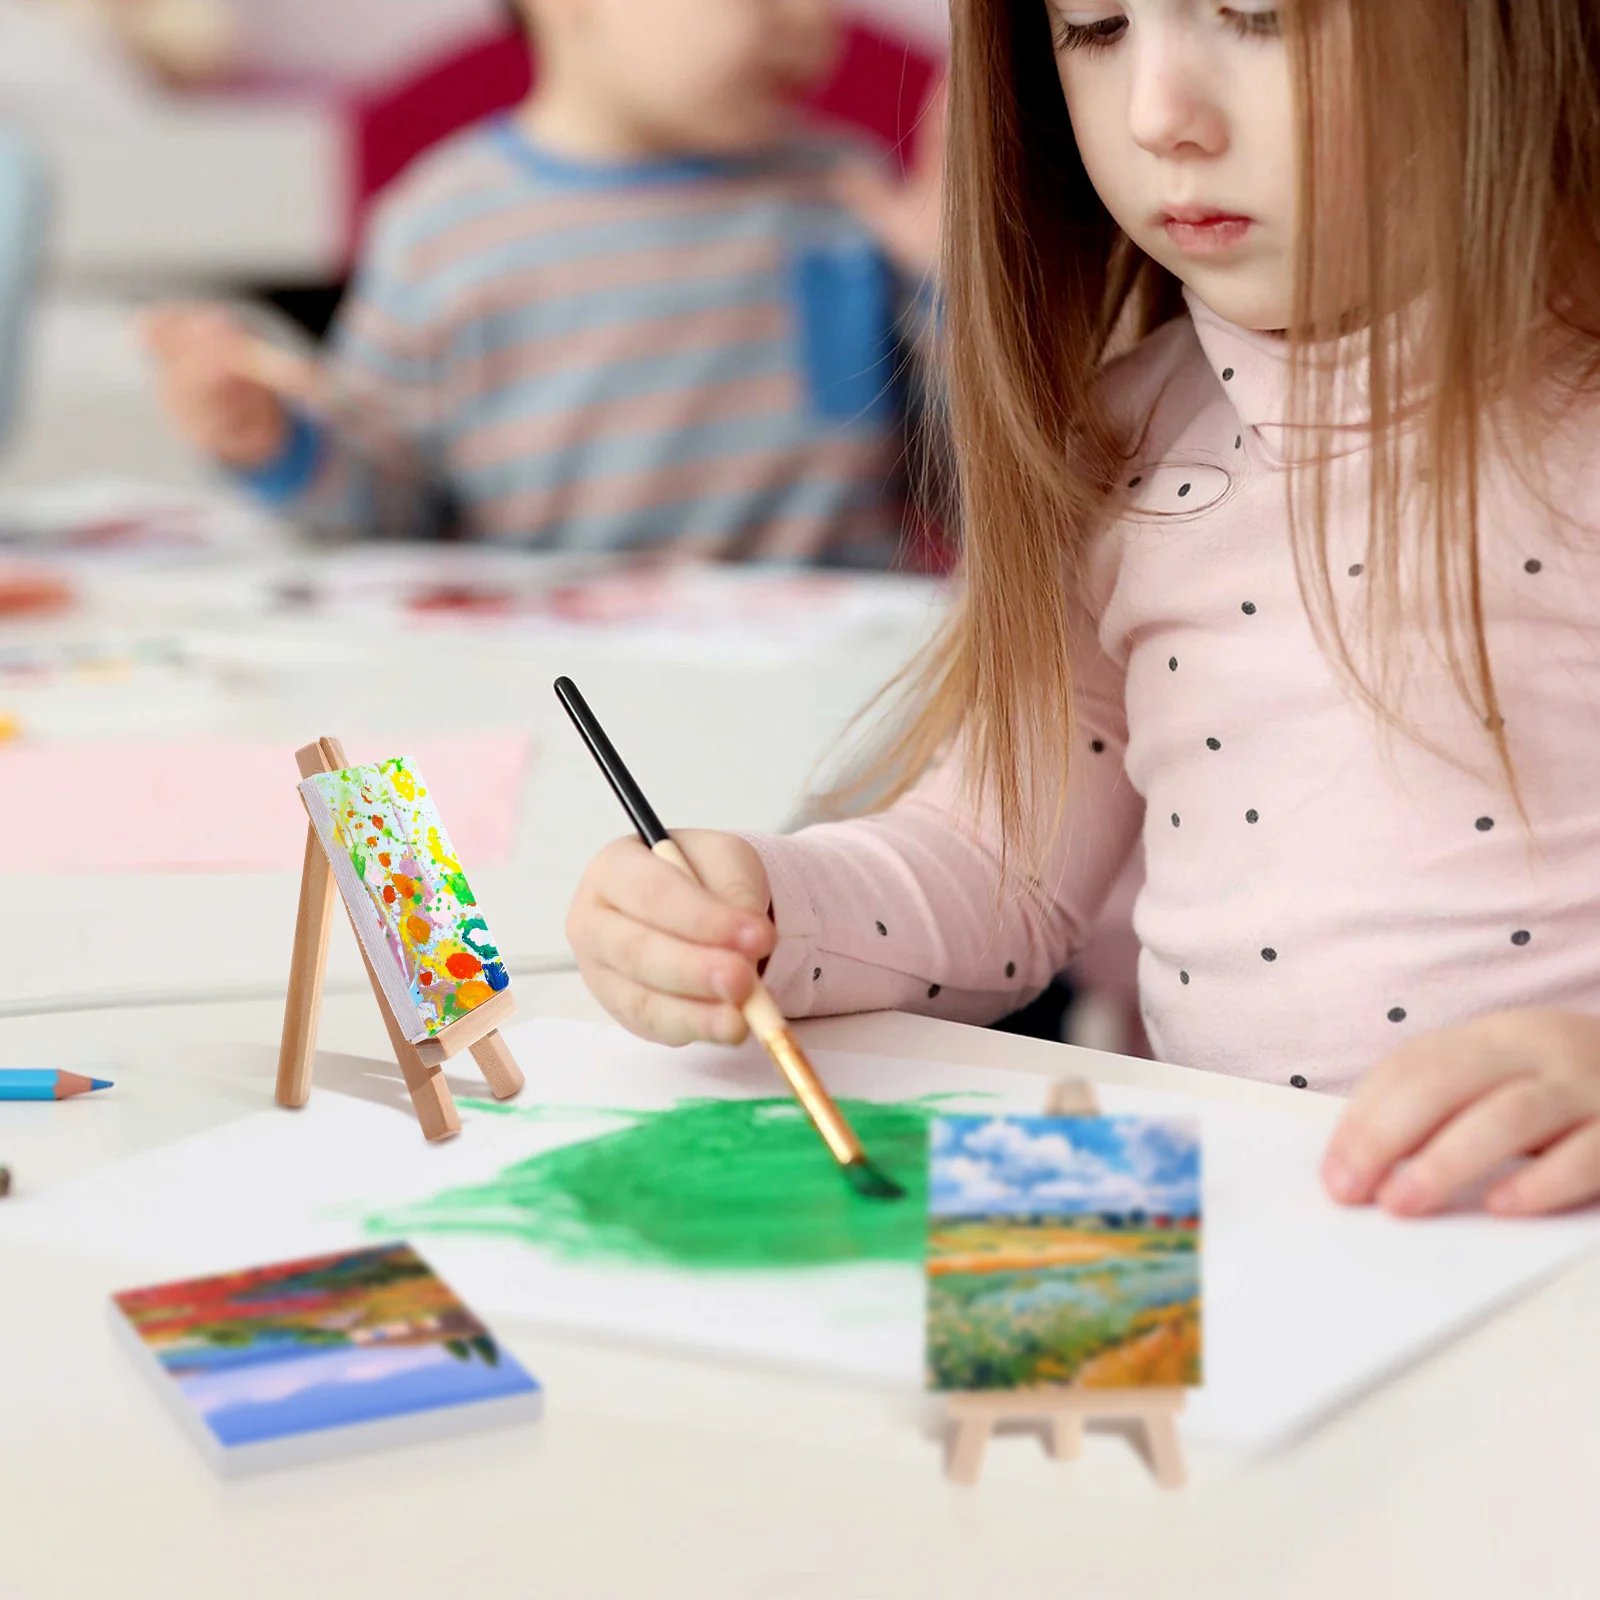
[649,837,865,1168]
[749,1003,864,1167]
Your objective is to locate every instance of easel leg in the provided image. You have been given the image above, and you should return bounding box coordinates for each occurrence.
[947,1417,991,1486]
[1049,1412,1084,1461]
[468,1029,525,1101]
[358,947,461,1143]
[276,825,337,1109]
[1143,1412,1187,1490]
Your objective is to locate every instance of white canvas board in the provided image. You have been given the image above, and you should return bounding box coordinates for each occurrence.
[3,1019,1596,1451]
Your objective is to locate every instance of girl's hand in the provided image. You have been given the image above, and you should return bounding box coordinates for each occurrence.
[143,306,289,470]
[1322,1009,1600,1217]
[567,830,775,1048]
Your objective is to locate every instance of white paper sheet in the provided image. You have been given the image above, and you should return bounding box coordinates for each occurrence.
[3,1019,1596,1450]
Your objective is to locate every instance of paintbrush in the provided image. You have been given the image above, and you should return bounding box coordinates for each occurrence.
[554,676,906,1201]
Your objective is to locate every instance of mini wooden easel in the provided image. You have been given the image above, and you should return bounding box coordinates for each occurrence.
[943,1076,1188,1490]
[275,735,526,1142]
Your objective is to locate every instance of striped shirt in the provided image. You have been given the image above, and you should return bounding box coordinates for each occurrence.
[243,116,926,565]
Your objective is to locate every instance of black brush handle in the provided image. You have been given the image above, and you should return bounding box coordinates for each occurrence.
[553,677,669,848]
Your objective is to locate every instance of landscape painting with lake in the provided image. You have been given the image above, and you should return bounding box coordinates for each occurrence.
[926,1115,1202,1392]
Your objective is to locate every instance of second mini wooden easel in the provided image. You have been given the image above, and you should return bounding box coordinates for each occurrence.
[942,1076,1189,1490]
[275,735,525,1142]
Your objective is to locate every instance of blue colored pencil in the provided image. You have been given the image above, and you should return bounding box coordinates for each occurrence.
[0,1070,113,1102]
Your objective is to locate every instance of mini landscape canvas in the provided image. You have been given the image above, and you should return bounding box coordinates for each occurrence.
[300,758,509,1041]
[926,1115,1202,1392]
[111,1244,540,1474]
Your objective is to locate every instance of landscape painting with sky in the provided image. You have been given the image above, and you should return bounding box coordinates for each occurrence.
[926,1115,1202,1392]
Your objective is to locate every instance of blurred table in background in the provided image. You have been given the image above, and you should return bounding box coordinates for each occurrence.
[0,531,946,1016]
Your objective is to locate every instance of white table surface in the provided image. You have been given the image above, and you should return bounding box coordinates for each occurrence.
[2,972,1599,1600]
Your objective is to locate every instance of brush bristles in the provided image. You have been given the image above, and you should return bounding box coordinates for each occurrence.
[843,1158,907,1201]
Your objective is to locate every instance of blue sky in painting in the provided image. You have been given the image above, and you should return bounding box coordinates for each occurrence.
[174,1340,538,1447]
[929,1116,1201,1218]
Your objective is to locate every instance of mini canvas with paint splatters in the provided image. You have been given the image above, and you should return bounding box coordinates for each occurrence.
[300,759,509,1042]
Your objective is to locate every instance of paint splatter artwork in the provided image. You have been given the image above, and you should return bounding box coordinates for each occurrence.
[300,759,508,1041]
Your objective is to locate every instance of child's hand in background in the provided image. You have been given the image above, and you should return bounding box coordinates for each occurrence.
[1323,1009,1600,1217]
[567,830,776,1048]
[830,78,946,280]
[143,306,290,470]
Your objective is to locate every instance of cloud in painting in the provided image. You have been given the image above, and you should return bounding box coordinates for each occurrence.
[929,1116,1200,1217]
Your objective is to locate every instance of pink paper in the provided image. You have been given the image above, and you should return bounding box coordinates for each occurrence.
[0,734,533,873]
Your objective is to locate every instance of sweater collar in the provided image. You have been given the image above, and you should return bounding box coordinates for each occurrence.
[1184,287,1416,464]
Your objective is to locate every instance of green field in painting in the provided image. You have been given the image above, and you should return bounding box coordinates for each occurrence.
[927,1220,1201,1391]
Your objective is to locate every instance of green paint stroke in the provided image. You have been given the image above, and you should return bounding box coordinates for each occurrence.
[366,1097,960,1271]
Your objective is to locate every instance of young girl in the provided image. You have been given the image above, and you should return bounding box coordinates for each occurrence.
[566,0,1600,1219]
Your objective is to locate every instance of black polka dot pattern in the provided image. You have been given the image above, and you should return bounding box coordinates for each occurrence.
[1179,970,1190,985]
[1171,813,1181,828]
[1129,475,1143,489]
[1091,739,1106,753]
[1245,809,1259,824]
[1261,948,1278,962]
[813,967,821,981]
[1169,656,1178,672]
[928,983,941,998]
[1511,930,1531,947]
[875,920,888,936]
[1178,483,1192,499]
[1525,559,1542,574]
[1475,817,1495,833]
[1005,961,1017,979]
[1388,1007,1407,1023]
[1290,1075,1308,1090]
[1206,737,1221,751]
[1234,435,1242,450]
[1241,601,1257,615]
[1349,563,1364,577]
[1222,367,1235,381]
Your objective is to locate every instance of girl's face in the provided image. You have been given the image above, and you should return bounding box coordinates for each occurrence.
[1049,1,1299,331]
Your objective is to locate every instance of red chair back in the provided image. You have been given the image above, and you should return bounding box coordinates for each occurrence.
[351,20,941,259]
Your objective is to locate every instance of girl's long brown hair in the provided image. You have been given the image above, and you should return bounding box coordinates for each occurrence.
[853,0,1600,865]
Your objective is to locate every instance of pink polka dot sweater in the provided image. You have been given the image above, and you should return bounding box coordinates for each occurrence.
[747,292,1600,1094]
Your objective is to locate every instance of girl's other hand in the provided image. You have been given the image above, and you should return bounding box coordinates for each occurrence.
[142,306,290,470]
[1322,1009,1600,1217]
[567,830,775,1048]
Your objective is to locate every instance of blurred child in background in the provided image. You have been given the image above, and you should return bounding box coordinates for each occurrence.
[146,0,944,565]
